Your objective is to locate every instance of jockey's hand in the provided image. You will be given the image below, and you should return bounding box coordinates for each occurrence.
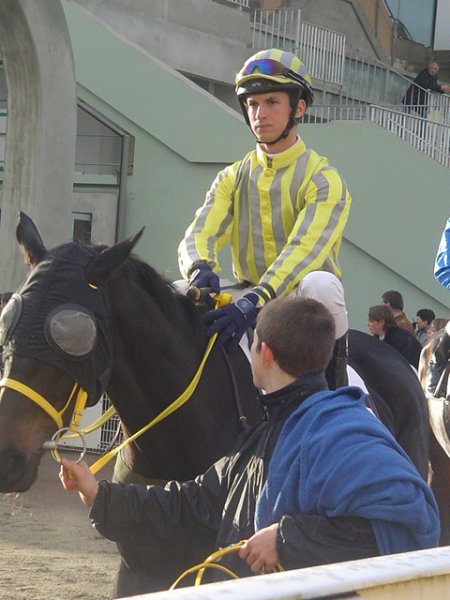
[59,458,99,508]
[203,293,259,350]
[239,524,279,574]
[188,262,220,294]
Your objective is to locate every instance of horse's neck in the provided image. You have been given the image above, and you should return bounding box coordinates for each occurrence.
[105,280,205,419]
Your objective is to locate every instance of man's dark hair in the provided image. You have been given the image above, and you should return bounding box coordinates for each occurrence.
[368,305,397,332]
[416,308,436,325]
[381,290,404,310]
[255,297,335,378]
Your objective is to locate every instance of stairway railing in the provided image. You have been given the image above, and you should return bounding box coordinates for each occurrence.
[303,103,450,168]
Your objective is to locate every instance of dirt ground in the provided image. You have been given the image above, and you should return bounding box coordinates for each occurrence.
[0,451,120,600]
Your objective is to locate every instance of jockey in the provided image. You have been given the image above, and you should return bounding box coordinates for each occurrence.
[178,48,352,389]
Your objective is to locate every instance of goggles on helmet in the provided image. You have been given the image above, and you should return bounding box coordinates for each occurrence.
[238,58,311,90]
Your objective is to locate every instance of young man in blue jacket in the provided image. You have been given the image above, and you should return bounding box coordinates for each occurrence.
[60,297,439,579]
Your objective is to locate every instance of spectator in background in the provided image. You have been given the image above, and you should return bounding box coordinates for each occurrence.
[435,216,450,290]
[368,305,422,369]
[402,63,450,118]
[381,290,414,333]
[415,309,436,346]
[428,318,450,340]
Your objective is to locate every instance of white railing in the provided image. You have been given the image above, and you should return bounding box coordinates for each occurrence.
[298,21,346,86]
[251,9,346,87]
[302,104,450,168]
[369,105,450,168]
[251,8,302,54]
[219,0,250,8]
[135,546,450,599]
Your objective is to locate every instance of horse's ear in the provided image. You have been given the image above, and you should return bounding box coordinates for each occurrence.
[16,211,47,267]
[85,227,145,287]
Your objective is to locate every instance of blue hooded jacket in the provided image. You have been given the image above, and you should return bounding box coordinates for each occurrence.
[255,386,440,554]
[435,216,450,290]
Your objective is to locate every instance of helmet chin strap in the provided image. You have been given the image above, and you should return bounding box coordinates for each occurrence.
[254,92,300,147]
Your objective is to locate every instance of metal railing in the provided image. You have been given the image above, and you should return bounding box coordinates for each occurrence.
[251,9,346,87]
[251,8,301,54]
[249,7,450,119]
[215,0,250,8]
[303,103,450,168]
[369,105,450,167]
[298,21,346,86]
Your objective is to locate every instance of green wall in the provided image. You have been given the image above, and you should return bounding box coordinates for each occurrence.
[301,121,449,328]
[64,1,449,332]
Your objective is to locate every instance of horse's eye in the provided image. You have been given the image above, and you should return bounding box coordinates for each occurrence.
[0,294,22,346]
[45,306,97,358]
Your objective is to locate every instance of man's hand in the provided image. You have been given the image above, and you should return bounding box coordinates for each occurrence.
[203,293,259,350]
[59,458,99,507]
[188,262,220,294]
[238,524,279,574]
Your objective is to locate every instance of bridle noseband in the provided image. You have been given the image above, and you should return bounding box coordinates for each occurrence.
[0,376,88,431]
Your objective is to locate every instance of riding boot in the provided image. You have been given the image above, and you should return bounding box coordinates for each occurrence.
[325,332,349,390]
[427,328,450,398]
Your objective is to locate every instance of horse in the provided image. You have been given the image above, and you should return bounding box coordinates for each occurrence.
[419,328,450,545]
[0,212,430,597]
[0,212,262,596]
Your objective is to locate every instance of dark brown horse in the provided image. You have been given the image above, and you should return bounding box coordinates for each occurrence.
[419,328,450,545]
[0,212,431,597]
[0,212,261,597]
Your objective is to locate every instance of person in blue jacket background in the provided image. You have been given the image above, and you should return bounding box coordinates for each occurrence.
[59,297,439,580]
[435,216,450,290]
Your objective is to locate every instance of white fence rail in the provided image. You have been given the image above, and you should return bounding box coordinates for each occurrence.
[132,546,450,600]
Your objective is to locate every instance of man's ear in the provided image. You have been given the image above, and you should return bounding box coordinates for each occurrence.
[295,98,307,119]
[260,341,275,368]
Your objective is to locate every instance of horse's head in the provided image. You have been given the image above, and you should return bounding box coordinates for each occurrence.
[0,212,143,492]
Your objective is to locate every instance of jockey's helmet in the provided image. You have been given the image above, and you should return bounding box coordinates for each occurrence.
[235,49,314,141]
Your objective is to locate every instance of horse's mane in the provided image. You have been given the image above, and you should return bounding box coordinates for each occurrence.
[102,248,204,334]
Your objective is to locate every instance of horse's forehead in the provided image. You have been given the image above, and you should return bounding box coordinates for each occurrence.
[21,242,98,304]
[6,242,113,403]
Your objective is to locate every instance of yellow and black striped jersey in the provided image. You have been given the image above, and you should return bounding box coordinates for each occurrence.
[178,138,351,302]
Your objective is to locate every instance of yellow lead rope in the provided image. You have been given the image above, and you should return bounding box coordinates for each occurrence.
[169,541,284,589]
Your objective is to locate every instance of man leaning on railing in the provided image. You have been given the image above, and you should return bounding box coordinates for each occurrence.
[402,62,450,119]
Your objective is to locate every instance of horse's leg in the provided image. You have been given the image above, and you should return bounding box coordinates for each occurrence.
[429,430,450,546]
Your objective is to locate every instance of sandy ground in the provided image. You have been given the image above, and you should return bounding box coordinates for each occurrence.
[0,451,120,600]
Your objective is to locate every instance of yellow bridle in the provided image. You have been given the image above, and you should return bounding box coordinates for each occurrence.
[0,376,88,431]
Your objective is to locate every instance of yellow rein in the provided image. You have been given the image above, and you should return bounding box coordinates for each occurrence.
[88,332,218,474]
